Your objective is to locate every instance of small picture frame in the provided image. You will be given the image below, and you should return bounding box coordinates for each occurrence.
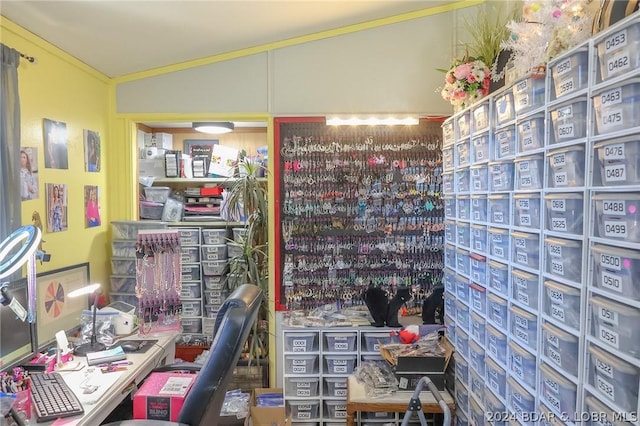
[192,156,209,178]
[164,150,181,178]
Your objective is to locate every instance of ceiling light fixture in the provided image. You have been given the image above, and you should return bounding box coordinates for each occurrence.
[192,121,235,134]
[325,117,419,126]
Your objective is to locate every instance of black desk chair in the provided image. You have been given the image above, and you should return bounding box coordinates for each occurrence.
[104,283,263,426]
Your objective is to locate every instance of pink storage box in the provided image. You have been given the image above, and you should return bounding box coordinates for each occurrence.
[133,372,196,422]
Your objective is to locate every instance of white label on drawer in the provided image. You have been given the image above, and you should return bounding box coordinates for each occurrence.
[601,108,624,129]
[544,377,560,394]
[547,332,560,347]
[512,391,522,403]
[494,246,505,258]
[552,217,568,231]
[557,78,574,95]
[493,211,505,223]
[607,52,630,75]
[515,276,527,288]
[519,161,530,172]
[548,346,562,366]
[515,237,526,249]
[292,366,307,373]
[554,172,568,186]
[516,316,529,328]
[598,306,619,325]
[520,175,533,187]
[604,164,626,182]
[522,135,534,147]
[335,389,347,397]
[333,366,347,373]
[556,58,572,75]
[557,123,574,139]
[552,152,567,167]
[292,358,307,365]
[518,199,530,210]
[595,357,614,378]
[551,199,566,212]
[604,143,625,160]
[334,342,348,350]
[492,233,503,242]
[604,29,628,52]
[516,251,528,264]
[518,291,530,305]
[603,200,626,216]
[557,105,574,119]
[551,305,566,322]
[517,79,528,92]
[335,411,347,419]
[333,359,347,366]
[297,412,311,420]
[519,214,531,226]
[521,120,532,133]
[473,297,482,311]
[472,327,480,341]
[516,327,529,344]
[490,378,500,393]
[493,315,503,328]
[207,253,219,260]
[499,142,511,156]
[549,288,564,303]
[513,363,524,379]
[601,87,623,107]
[182,275,192,281]
[549,243,562,258]
[513,353,522,365]
[489,342,498,356]
[604,220,627,237]
[292,339,307,348]
[601,271,623,292]
[551,259,565,276]
[546,392,561,412]
[493,176,503,188]
[596,375,616,401]
[497,131,509,143]
[474,239,482,251]
[599,325,619,348]
[296,389,311,397]
[518,94,529,108]
[473,179,482,190]
[600,253,622,271]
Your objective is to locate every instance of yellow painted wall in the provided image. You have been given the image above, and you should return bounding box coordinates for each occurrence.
[1,18,112,288]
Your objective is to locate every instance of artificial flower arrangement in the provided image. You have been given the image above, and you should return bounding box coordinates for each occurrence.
[440,57,491,110]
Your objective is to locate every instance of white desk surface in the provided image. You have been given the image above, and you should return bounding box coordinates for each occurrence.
[38,331,179,426]
[347,375,455,405]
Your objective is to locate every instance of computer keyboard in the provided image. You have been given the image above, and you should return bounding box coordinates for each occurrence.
[30,372,84,422]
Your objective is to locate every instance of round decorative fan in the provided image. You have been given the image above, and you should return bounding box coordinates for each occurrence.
[44,281,65,318]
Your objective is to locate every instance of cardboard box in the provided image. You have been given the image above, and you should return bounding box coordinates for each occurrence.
[133,372,196,422]
[395,338,454,373]
[247,388,290,426]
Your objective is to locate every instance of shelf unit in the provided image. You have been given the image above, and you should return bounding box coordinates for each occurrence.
[443,14,640,426]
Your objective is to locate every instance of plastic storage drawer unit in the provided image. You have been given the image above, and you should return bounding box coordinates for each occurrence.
[180,246,200,263]
[486,357,507,400]
[111,240,137,258]
[512,268,539,310]
[471,195,487,222]
[362,332,393,353]
[591,295,640,356]
[588,344,640,413]
[544,193,584,235]
[444,196,456,218]
[457,221,471,248]
[488,194,511,225]
[324,355,357,375]
[490,161,515,192]
[443,145,455,171]
[469,376,484,422]
[495,127,516,159]
[470,311,486,345]
[584,395,632,426]
[488,293,508,331]
[469,282,486,314]
[457,112,471,139]
[472,135,490,164]
[551,47,589,98]
[544,280,581,330]
[550,98,588,142]
[455,353,469,383]
[486,324,507,365]
[443,171,454,194]
[324,400,347,420]
[456,300,470,331]
[517,113,545,152]
[540,363,577,419]
[287,400,320,421]
[593,79,640,135]
[470,254,487,285]
[456,248,471,277]
[509,340,537,389]
[485,389,507,426]
[455,327,470,360]
[547,145,586,188]
[443,269,456,294]
[514,154,544,190]
[591,243,640,300]
[596,20,640,81]
[488,261,509,294]
[542,322,579,377]
[511,231,540,269]
[473,102,490,133]
[201,244,227,261]
[324,333,357,352]
[457,139,471,167]
[285,333,317,352]
[513,76,545,114]
[468,339,485,376]
[177,228,200,246]
[594,135,640,186]
[458,196,471,220]
[445,221,456,244]
[470,164,489,192]
[443,121,454,145]
[510,306,537,351]
[489,227,510,261]
[545,237,583,283]
[514,193,541,229]
[181,264,200,281]
[201,228,227,245]
[594,192,640,242]
[285,377,319,398]
[324,377,348,398]
[111,258,136,275]
[110,275,136,293]
[445,244,456,269]
[455,379,469,415]
[457,168,471,193]
[495,91,515,125]
[471,224,487,253]
[508,378,536,423]
[143,186,171,203]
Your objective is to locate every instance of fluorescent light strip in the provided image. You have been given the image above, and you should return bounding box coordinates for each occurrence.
[326,117,419,126]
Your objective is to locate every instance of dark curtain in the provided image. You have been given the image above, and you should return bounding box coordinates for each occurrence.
[0,44,22,240]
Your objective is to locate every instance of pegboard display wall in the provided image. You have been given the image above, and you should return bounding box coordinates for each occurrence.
[274,118,445,312]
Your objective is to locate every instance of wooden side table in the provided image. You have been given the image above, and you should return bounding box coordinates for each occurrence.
[346,375,455,426]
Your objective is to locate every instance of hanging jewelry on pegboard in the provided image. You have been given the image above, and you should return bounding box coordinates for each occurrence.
[135,229,182,335]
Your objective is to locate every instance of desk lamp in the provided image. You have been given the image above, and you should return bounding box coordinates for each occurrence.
[68,283,105,356]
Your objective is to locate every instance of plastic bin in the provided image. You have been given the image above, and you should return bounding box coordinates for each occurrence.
[180,317,202,334]
[514,154,544,190]
[201,244,227,261]
[457,223,471,249]
[472,134,490,163]
[468,339,485,376]
[287,400,320,421]
[486,356,507,399]
[455,352,469,383]
[550,98,588,142]
[455,379,469,414]
[489,194,511,225]
[458,197,471,221]
[512,268,539,310]
[445,245,456,273]
[443,269,456,294]
[139,201,164,220]
[285,333,317,352]
[226,242,243,259]
[444,196,456,218]
[487,324,507,365]
[362,332,393,352]
[594,192,640,242]
[111,257,136,275]
[109,292,138,308]
[443,120,455,145]
[203,305,219,319]
[509,341,536,389]
[540,363,577,418]
[508,378,535,419]
[495,91,515,125]
[285,377,319,398]
[547,145,585,188]
[456,300,470,331]
[324,400,347,420]
[513,76,545,114]
[469,371,484,411]
[542,322,579,377]
[177,228,200,246]
[111,220,168,240]
[458,112,471,138]
[510,306,537,351]
[201,228,228,245]
[517,114,545,152]
[324,333,357,352]
[495,127,516,159]
[181,264,201,281]
[591,243,640,300]
[594,135,640,186]
[143,187,171,203]
[284,354,318,374]
[597,20,640,81]
[455,327,469,360]
[551,48,589,98]
[511,231,540,269]
[110,275,136,293]
[473,102,490,132]
[584,395,631,426]
[488,261,509,294]
[488,293,508,331]
[111,240,137,258]
[455,274,469,304]
[325,355,357,375]
[543,280,581,330]
[514,193,541,229]
[443,171,454,194]
[489,161,513,191]
[591,295,640,356]
[444,221,456,244]
[485,389,507,426]
[544,193,584,235]
[593,79,640,134]
[470,255,487,286]
[470,164,489,192]
[588,344,640,412]
[470,311,486,346]
[203,275,225,290]
[324,377,348,398]
[457,248,470,276]
[180,281,202,299]
[443,145,455,171]
[457,168,470,193]
[202,260,226,276]
[489,227,510,261]
[181,299,202,317]
[457,139,471,168]
[180,246,200,263]
[471,224,487,253]
[471,195,487,222]
[203,289,224,306]
[544,238,582,283]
